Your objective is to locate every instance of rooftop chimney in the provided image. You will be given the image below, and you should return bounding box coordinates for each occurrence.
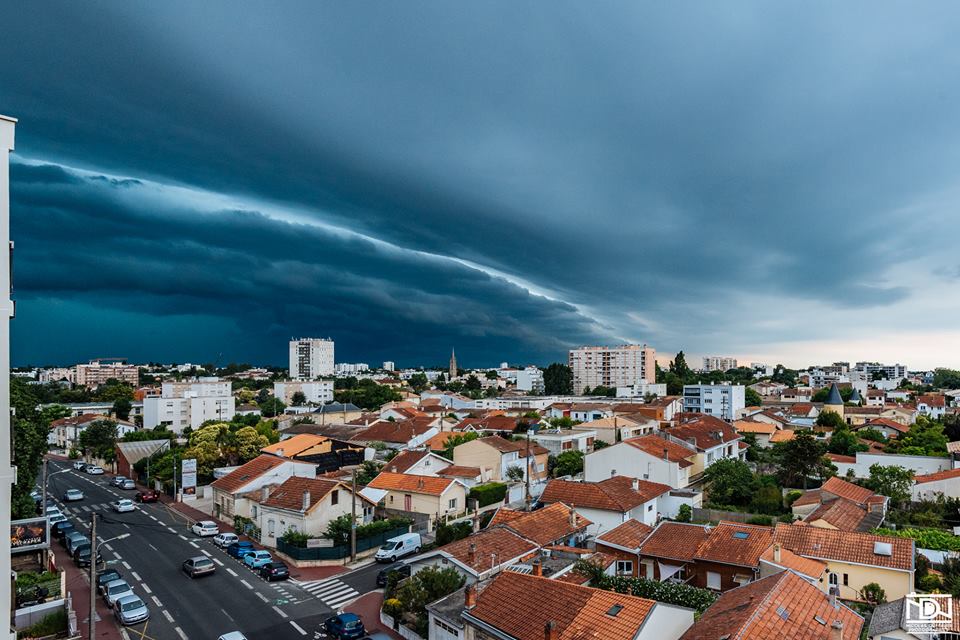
[464,585,477,609]
[631,478,639,491]
[261,486,270,501]
[418,478,425,489]
[276,448,284,458]
[302,490,311,511]
[773,543,781,564]
[545,620,558,640]
[829,592,837,609]
[468,543,477,563]
[569,507,578,528]
[663,448,669,461]
[830,621,843,640]
[532,559,542,577]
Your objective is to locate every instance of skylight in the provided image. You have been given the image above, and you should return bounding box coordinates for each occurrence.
[607,604,624,617]
[874,541,893,556]
[733,531,749,539]
[776,605,789,621]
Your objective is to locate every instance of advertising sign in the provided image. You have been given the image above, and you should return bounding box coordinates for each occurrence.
[11,517,50,553]
[181,458,197,496]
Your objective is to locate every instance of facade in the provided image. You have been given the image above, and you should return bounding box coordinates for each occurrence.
[911,468,960,501]
[682,384,745,421]
[585,434,698,489]
[453,436,549,484]
[539,476,678,533]
[142,377,235,432]
[701,356,738,372]
[363,472,467,532]
[273,380,334,405]
[51,414,137,450]
[854,362,908,382]
[514,366,544,393]
[288,337,335,379]
[382,361,395,371]
[0,113,15,640]
[73,358,139,388]
[529,428,596,456]
[569,344,656,394]
[615,382,668,398]
[210,455,317,523]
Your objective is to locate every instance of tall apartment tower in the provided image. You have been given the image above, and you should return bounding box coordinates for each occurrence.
[1,114,17,640]
[288,338,335,379]
[569,344,656,394]
[702,356,738,372]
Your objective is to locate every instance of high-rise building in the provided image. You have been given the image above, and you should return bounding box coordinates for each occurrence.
[382,361,395,372]
[682,384,745,421]
[143,377,235,433]
[568,344,656,394]
[854,362,907,382]
[701,356,738,372]
[73,358,139,388]
[1,113,17,640]
[288,338,334,379]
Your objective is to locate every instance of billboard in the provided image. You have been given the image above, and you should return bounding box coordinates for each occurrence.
[11,517,50,553]
[181,458,197,495]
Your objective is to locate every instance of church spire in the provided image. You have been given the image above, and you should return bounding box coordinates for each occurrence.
[449,348,458,380]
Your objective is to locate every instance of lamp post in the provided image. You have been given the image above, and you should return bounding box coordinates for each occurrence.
[88,520,130,640]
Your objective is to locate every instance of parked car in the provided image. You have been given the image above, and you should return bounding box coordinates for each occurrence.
[52,520,75,540]
[65,532,88,554]
[103,579,134,608]
[121,479,136,490]
[217,633,248,640]
[73,461,88,471]
[376,563,410,587]
[114,594,149,625]
[182,556,216,578]
[375,533,421,563]
[135,489,159,503]
[213,532,239,548]
[110,476,128,487]
[63,488,84,502]
[324,613,366,640]
[242,550,272,569]
[191,521,219,537]
[45,506,63,518]
[85,465,105,475]
[73,544,102,568]
[226,541,255,559]
[96,569,123,593]
[48,513,68,526]
[258,562,289,582]
[30,489,41,502]
[111,499,136,513]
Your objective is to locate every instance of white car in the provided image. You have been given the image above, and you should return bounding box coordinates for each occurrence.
[86,465,105,475]
[103,579,135,608]
[111,499,136,513]
[213,532,239,548]
[64,488,84,502]
[73,461,87,471]
[217,633,248,640]
[191,521,219,537]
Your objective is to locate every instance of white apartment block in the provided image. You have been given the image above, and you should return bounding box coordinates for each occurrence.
[854,361,907,382]
[288,338,334,379]
[701,356,738,372]
[274,380,334,405]
[382,361,395,371]
[569,344,656,395]
[615,383,668,398]
[143,377,235,432]
[334,362,369,376]
[515,366,544,393]
[682,384,745,421]
[73,359,139,388]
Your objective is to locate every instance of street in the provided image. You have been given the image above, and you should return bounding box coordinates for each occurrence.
[46,459,384,640]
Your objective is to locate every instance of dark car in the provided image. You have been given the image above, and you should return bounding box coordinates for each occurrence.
[73,544,103,568]
[135,489,159,503]
[182,556,216,578]
[226,541,255,559]
[52,520,75,540]
[376,563,410,587]
[96,569,123,593]
[258,562,289,582]
[324,613,365,640]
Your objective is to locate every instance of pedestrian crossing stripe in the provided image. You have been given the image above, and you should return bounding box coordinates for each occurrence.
[296,579,360,608]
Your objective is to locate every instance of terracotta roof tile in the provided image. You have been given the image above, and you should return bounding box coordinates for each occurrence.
[367,471,455,496]
[769,429,797,443]
[638,522,710,562]
[354,418,434,443]
[733,420,777,435]
[596,520,654,552]
[211,454,311,493]
[488,503,591,546]
[436,527,538,575]
[694,522,774,568]
[773,523,913,571]
[261,476,346,511]
[915,468,960,484]
[383,449,430,473]
[623,435,695,468]
[540,476,671,513]
[437,465,482,478]
[668,415,741,450]
[858,417,910,434]
[820,477,876,505]
[825,453,856,463]
[805,499,870,531]
[759,544,826,579]
[261,434,326,457]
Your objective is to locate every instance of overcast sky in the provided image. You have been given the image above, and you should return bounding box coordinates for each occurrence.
[3,2,960,369]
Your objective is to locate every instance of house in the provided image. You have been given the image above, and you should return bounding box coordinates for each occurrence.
[785,403,820,420]
[584,434,698,489]
[352,417,439,450]
[594,519,654,577]
[912,468,960,501]
[454,415,519,435]
[436,465,485,488]
[865,389,887,407]
[769,429,797,444]
[363,471,466,531]
[781,387,813,403]
[452,436,549,484]
[791,477,888,532]
[773,523,915,601]
[547,403,614,422]
[381,449,452,476]
[235,403,262,417]
[210,455,317,523]
[868,596,960,639]
[757,543,827,583]
[679,570,863,640]
[488,502,591,547]
[432,571,695,640]
[529,428,596,456]
[254,476,374,549]
[853,417,910,439]
[50,414,137,450]
[748,381,786,397]
[539,476,678,533]
[625,396,684,422]
[407,525,540,583]
[665,414,745,475]
[114,439,170,480]
[261,433,367,472]
[881,405,917,425]
[308,402,364,425]
[691,522,773,591]
[636,521,711,583]
[917,394,947,419]
[732,420,777,447]
[380,406,428,422]
[573,415,656,444]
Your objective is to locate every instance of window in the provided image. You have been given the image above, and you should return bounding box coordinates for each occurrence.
[828,573,838,587]
[842,574,848,586]
[448,498,457,510]
[251,505,257,518]
[562,441,573,450]
[434,618,460,636]
[267,519,276,536]
[616,560,633,576]
[647,504,654,512]
[707,572,721,590]
[331,490,339,505]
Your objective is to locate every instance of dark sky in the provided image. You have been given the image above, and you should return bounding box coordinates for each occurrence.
[3,3,960,369]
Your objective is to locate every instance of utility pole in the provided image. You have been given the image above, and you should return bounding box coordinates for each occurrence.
[172,451,178,502]
[350,468,357,563]
[88,513,97,640]
[41,458,48,512]
[524,428,532,511]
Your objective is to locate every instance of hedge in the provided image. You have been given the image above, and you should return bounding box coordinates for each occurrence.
[469,482,507,508]
[576,560,717,613]
[872,527,960,552]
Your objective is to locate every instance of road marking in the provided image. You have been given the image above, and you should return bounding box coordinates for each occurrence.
[162,610,174,623]
[114,554,123,560]
[189,541,199,549]
[178,535,188,541]
[289,621,307,636]
[226,568,238,577]
[131,571,141,581]
[104,544,113,551]
[152,596,163,607]
[148,543,159,552]
[255,592,269,602]
[119,627,132,640]
[149,515,157,521]
[174,626,188,640]
[122,561,131,569]
[81,505,91,512]
[142,583,152,594]
[200,549,211,556]
[168,527,177,533]
[271,606,288,618]
[240,579,254,590]
[212,558,224,566]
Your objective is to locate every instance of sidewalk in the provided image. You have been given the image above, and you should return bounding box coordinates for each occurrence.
[345,591,402,640]
[52,542,123,640]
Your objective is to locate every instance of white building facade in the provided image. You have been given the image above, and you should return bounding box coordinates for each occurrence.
[682,384,745,421]
[569,344,656,394]
[701,356,738,372]
[274,380,334,405]
[615,383,668,398]
[288,338,335,379]
[143,377,235,432]
[515,366,544,393]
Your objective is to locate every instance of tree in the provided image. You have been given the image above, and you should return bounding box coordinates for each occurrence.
[484,370,499,380]
[258,396,286,417]
[828,426,866,456]
[863,464,913,506]
[888,416,948,456]
[776,430,831,489]
[552,450,584,477]
[933,368,960,389]
[334,379,402,410]
[505,465,525,482]
[703,458,755,507]
[11,378,50,518]
[543,363,573,395]
[744,387,763,407]
[669,351,691,379]
[861,582,886,605]
[676,504,692,522]
[464,375,482,391]
[233,426,269,463]
[816,410,845,429]
[111,397,132,421]
[355,460,383,485]
[408,373,429,393]
[290,391,307,406]
[78,419,119,462]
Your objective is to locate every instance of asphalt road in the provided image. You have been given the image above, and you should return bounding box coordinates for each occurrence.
[46,460,351,640]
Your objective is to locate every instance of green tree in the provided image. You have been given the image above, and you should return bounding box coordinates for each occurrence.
[113,397,132,420]
[816,410,845,429]
[703,458,755,507]
[408,373,429,393]
[828,426,866,456]
[290,391,307,406]
[484,370,499,380]
[552,450,584,477]
[78,419,119,462]
[933,368,960,389]
[863,464,914,506]
[888,416,948,456]
[505,465,525,482]
[464,375,482,391]
[776,430,832,488]
[334,379,402,410]
[675,504,692,522]
[669,351,691,379]
[233,426,269,463]
[11,378,49,518]
[861,582,886,605]
[543,363,573,395]
[258,396,286,417]
[744,387,763,407]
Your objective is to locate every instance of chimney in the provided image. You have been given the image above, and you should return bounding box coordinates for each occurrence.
[631,478,639,491]
[569,507,578,528]
[261,486,270,501]
[464,584,477,609]
[418,478,425,490]
[829,592,837,609]
[830,621,843,640]
[468,543,477,563]
[773,543,781,563]
[532,559,542,577]
[302,490,311,511]
[276,448,284,458]
[663,448,669,461]
[545,621,558,640]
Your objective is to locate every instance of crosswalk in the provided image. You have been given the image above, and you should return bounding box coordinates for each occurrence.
[295,578,359,609]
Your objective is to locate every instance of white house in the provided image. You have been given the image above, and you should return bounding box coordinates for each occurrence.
[515,366,544,393]
[49,414,137,450]
[831,451,956,480]
[917,394,947,419]
[682,384,745,421]
[273,380,334,405]
[210,454,317,524]
[912,468,960,501]
[143,377,235,433]
[585,434,697,489]
[529,428,596,456]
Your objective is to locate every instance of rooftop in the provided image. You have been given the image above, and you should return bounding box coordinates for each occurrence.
[595,519,654,552]
[367,471,456,496]
[773,523,913,572]
[694,522,774,568]
[638,521,710,563]
[540,476,671,513]
[489,503,591,546]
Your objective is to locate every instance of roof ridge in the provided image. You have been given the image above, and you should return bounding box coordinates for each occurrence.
[733,572,789,639]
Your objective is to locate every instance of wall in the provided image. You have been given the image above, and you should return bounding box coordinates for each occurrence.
[838,452,952,479]
[817,560,913,602]
[640,603,696,640]
[453,442,500,481]
[693,559,757,592]
[584,443,683,488]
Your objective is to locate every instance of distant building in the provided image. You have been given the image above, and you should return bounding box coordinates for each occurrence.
[449,348,458,380]
[382,361,395,371]
[333,362,368,376]
[288,338,334,379]
[143,376,235,432]
[615,383,668,398]
[682,384,745,420]
[854,362,907,382]
[515,366,544,393]
[73,358,139,389]
[273,380,334,405]
[701,356,738,372]
[569,344,656,394]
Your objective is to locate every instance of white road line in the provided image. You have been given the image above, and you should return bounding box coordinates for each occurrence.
[178,535,188,541]
[131,571,141,581]
[104,544,113,551]
[119,627,132,640]
[174,626,188,640]
[289,621,307,636]
[189,541,200,548]
[226,568,238,577]
[325,592,360,608]
[255,592,269,602]
[142,583,152,594]
[168,527,177,533]
[272,606,288,619]
[212,558,224,566]
[122,561,131,569]
[162,610,174,623]
[148,543,159,552]
[152,595,163,607]
[114,554,123,560]
[149,515,157,521]
[240,579,254,590]
[200,549,211,556]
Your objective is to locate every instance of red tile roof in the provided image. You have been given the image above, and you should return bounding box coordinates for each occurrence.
[858,417,910,434]
[679,571,863,640]
[354,418,435,443]
[694,522,774,568]
[437,465,482,478]
[773,523,914,571]
[919,394,946,408]
[623,435,695,468]
[455,415,518,432]
[759,544,826,579]
[668,415,741,450]
[260,476,358,511]
[468,571,657,640]
[435,527,538,575]
[820,477,876,505]
[211,454,311,493]
[825,453,856,463]
[638,522,710,562]
[488,503,591,546]
[914,468,960,484]
[383,449,430,474]
[805,499,871,531]
[540,476,671,513]
[596,520,654,552]
[367,471,456,496]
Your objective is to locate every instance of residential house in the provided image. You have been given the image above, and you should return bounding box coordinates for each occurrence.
[255,476,374,548]
[308,402,364,425]
[679,570,863,640]
[381,449,452,476]
[454,415,519,435]
[452,436,549,484]
[573,415,656,444]
[584,434,698,490]
[748,381,786,397]
[529,428,596,456]
[261,433,367,472]
[791,477,888,532]
[547,403,614,422]
[757,543,827,583]
[235,403,261,417]
[436,465,485,488]
[431,571,695,640]
[917,394,947,419]
[665,414,745,475]
[865,389,887,407]
[785,403,820,420]
[407,525,540,584]
[773,523,915,601]
[881,405,917,425]
[51,414,137,450]
[363,471,466,531]
[352,417,439,450]
[912,468,960,501]
[691,522,773,591]
[594,519,655,577]
[488,502,592,547]
[769,429,797,445]
[210,455,317,523]
[539,476,680,534]
[853,417,910,439]
[781,387,814,403]
[636,521,711,583]
[732,420,777,447]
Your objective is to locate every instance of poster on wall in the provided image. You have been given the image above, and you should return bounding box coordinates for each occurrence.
[11,517,50,553]
[181,458,197,496]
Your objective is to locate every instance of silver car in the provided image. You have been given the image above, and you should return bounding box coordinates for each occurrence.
[103,580,134,608]
[114,594,149,625]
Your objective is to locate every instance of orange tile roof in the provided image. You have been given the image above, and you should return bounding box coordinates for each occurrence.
[367,471,456,496]
[773,523,914,571]
[732,420,776,435]
[596,519,654,552]
[260,476,352,511]
[488,503,591,546]
[679,571,863,640]
[668,415,741,450]
[769,429,797,443]
[383,449,430,474]
[540,476,671,513]
[437,465,482,478]
[919,394,946,408]
[455,415,518,432]
[211,454,311,493]
[424,431,459,451]
[820,477,876,505]
[467,571,656,640]
[638,522,710,562]
[354,418,435,443]
[914,468,960,484]
[623,434,695,468]
[804,499,870,531]
[759,544,826,579]
[694,522,774,568]
[436,527,538,574]
[261,434,325,457]
[825,453,856,463]
[859,417,910,434]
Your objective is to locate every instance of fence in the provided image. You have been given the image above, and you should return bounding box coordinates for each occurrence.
[277,525,409,561]
[692,508,775,524]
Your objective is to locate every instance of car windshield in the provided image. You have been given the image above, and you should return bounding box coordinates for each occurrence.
[121,599,144,612]
[195,559,213,567]
[344,620,362,630]
[109,583,129,594]
[382,542,398,550]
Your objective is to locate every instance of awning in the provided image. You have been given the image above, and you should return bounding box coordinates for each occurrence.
[658,562,683,581]
[359,487,388,504]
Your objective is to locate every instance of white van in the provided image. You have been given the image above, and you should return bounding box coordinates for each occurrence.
[375,532,421,563]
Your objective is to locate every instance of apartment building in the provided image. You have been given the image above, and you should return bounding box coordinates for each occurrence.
[142,376,235,432]
[73,358,139,388]
[514,366,544,392]
[701,356,738,372]
[854,362,908,382]
[273,380,334,405]
[682,384,745,421]
[288,337,334,379]
[569,344,656,394]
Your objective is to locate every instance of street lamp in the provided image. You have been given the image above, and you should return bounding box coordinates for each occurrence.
[40,461,72,513]
[88,516,130,640]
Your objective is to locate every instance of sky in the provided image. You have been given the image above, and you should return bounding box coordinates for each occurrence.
[3,2,960,369]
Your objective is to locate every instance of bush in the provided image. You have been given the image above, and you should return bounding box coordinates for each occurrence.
[577,561,716,613]
[746,515,773,526]
[785,490,803,506]
[325,516,412,546]
[861,582,886,605]
[435,521,473,546]
[919,574,943,592]
[280,530,310,548]
[67,448,79,460]
[873,527,960,552]
[469,483,507,508]
[675,504,692,523]
[17,609,67,638]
